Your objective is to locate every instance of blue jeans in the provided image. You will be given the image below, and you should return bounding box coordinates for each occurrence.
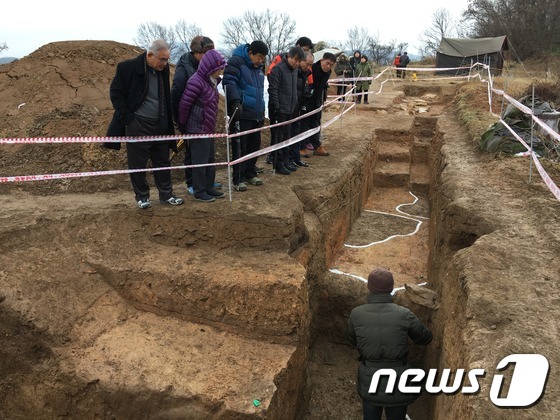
[363,402,407,420]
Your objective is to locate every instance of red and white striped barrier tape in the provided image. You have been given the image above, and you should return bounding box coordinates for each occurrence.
[2,64,557,202]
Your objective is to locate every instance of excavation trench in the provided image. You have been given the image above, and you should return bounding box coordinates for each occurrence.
[3,83,554,419]
[0,87,448,419]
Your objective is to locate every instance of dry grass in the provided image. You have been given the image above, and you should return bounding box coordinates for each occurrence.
[453,54,560,185]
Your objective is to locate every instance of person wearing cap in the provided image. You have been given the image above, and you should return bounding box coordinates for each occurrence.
[171,35,218,195]
[106,39,184,209]
[222,40,269,191]
[178,49,227,203]
[347,267,433,420]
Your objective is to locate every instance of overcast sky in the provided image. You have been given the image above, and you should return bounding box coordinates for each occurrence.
[2,1,469,58]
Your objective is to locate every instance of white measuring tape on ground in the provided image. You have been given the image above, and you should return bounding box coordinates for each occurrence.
[329,192,430,292]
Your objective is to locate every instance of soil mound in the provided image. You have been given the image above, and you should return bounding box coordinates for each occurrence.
[0,41,143,194]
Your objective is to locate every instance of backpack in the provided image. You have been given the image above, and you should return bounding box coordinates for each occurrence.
[393,56,400,66]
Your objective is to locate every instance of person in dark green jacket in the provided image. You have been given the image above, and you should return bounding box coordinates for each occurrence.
[347,267,433,420]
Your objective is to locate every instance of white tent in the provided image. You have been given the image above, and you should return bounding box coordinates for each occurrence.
[313,48,342,63]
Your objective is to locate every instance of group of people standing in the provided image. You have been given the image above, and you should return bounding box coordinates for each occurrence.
[107,36,335,205]
[393,51,410,78]
[106,38,432,420]
[334,50,373,104]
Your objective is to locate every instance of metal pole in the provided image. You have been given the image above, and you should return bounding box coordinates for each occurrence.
[224,87,233,202]
[529,85,535,184]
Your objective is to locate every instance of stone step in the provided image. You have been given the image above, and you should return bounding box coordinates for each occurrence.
[373,161,410,187]
[377,142,410,162]
[409,163,431,194]
[411,137,431,164]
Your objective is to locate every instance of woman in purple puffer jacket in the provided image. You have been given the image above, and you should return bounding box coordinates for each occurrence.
[178,49,227,202]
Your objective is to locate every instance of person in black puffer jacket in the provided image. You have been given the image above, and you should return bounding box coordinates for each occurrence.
[347,267,433,420]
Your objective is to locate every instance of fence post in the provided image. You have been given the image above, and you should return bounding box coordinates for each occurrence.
[529,85,535,184]
[224,88,233,202]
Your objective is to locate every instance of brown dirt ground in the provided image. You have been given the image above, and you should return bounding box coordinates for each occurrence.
[1,41,560,419]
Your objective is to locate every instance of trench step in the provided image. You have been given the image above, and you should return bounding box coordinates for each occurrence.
[89,249,309,341]
[60,293,301,418]
[411,137,431,164]
[373,161,410,187]
[409,163,430,194]
[377,142,410,162]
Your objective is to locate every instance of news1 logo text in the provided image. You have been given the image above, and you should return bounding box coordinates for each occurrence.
[369,354,549,407]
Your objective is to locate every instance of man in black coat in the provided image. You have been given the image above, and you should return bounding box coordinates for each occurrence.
[347,267,433,420]
[106,39,183,209]
[268,46,306,175]
[398,52,411,79]
[300,52,336,157]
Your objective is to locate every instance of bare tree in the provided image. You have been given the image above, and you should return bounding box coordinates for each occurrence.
[464,0,560,59]
[419,8,456,57]
[0,42,7,54]
[345,26,371,54]
[174,20,202,57]
[368,34,400,66]
[221,9,297,58]
[134,22,178,60]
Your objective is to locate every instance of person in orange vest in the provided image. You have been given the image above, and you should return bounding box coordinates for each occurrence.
[394,53,402,78]
[266,36,313,76]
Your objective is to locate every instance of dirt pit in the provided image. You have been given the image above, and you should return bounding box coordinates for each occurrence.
[1,41,560,419]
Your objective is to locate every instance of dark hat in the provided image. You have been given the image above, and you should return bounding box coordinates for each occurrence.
[367,268,394,294]
[296,36,314,49]
[190,36,215,53]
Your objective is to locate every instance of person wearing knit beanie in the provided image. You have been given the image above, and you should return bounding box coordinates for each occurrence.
[347,267,432,419]
[367,267,394,294]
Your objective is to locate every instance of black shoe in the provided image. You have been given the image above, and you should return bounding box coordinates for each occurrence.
[294,160,309,167]
[207,189,225,198]
[266,154,273,164]
[286,163,298,171]
[275,167,291,175]
[194,193,215,202]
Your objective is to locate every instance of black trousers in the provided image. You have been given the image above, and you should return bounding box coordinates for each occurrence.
[337,84,349,97]
[125,117,173,201]
[300,108,322,149]
[190,136,216,197]
[363,402,407,420]
[269,113,291,170]
[232,119,263,185]
[183,138,193,187]
[289,117,303,163]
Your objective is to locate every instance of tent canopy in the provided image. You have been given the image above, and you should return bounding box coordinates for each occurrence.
[313,48,342,63]
[436,36,508,75]
[437,36,508,57]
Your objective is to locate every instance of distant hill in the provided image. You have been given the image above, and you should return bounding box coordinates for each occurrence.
[0,57,17,64]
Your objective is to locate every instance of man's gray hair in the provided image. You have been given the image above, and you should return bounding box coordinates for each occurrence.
[147,39,170,53]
